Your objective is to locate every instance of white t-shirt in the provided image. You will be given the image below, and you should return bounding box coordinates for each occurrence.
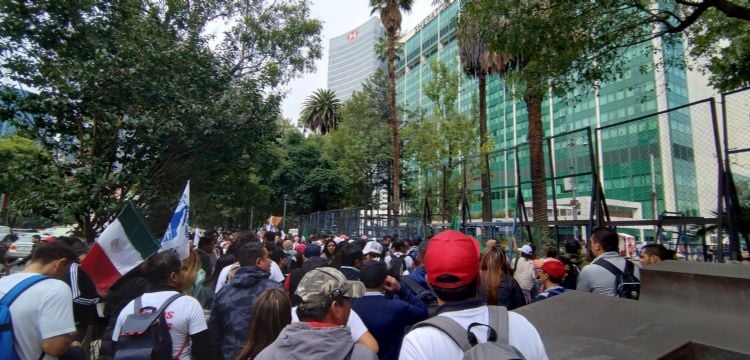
[0,272,76,360]
[112,290,208,360]
[291,306,368,341]
[399,306,548,360]
[214,262,284,294]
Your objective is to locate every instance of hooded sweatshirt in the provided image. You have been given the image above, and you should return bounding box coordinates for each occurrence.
[208,266,282,360]
[256,322,377,360]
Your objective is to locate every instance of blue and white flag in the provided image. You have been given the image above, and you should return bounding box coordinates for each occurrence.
[162,181,190,260]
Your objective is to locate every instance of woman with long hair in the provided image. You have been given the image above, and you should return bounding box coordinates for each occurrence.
[322,238,337,266]
[481,247,527,310]
[235,288,292,360]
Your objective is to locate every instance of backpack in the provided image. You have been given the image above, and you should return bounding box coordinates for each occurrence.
[0,274,48,360]
[594,258,640,300]
[400,276,439,316]
[387,255,406,279]
[114,293,183,360]
[412,306,525,360]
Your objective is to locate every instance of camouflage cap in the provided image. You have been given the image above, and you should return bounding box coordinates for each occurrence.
[295,267,365,308]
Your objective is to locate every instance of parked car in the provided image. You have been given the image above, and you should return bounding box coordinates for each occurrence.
[5,232,40,261]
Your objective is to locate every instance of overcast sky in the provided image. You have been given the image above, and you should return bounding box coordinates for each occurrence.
[280,0,436,122]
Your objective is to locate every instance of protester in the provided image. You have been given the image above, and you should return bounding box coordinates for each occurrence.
[112,250,211,359]
[480,246,526,310]
[270,248,289,277]
[558,239,585,290]
[0,242,78,359]
[577,227,641,296]
[513,244,537,303]
[98,262,151,359]
[58,239,99,360]
[352,261,428,360]
[196,233,218,277]
[640,244,676,266]
[235,288,292,360]
[256,268,377,360]
[363,241,384,262]
[533,259,571,302]
[322,238,338,266]
[209,242,282,360]
[384,240,413,278]
[338,243,365,280]
[399,230,548,360]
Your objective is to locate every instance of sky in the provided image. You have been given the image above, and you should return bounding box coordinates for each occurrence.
[279,0,437,122]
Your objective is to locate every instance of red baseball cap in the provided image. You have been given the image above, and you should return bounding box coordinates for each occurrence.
[424,230,480,289]
[541,259,566,279]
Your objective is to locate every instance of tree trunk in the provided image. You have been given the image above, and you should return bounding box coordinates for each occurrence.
[387,32,401,228]
[479,72,492,225]
[525,89,548,242]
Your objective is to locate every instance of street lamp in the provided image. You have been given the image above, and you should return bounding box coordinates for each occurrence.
[282,194,289,232]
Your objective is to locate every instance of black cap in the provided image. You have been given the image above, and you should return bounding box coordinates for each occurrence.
[360,260,387,289]
[270,249,286,262]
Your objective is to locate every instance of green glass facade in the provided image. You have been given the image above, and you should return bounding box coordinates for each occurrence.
[397,2,699,222]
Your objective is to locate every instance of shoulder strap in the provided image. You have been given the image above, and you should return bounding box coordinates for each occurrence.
[513,257,519,272]
[487,305,509,344]
[0,275,48,306]
[400,276,426,294]
[593,258,622,277]
[343,343,356,360]
[623,259,635,275]
[133,293,183,317]
[412,316,473,351]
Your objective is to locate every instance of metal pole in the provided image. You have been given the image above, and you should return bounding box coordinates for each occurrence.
[651,154,658,240]
[282,195,288,232]
[249,207,254,230]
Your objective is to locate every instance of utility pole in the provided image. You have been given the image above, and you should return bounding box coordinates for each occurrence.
[568,138,579,241]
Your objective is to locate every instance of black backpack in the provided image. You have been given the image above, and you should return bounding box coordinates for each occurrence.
[411,306,525,359]
[400,276,439,316]
[594,259,640,300]
[114,293,183,360]
[388,255,406,279]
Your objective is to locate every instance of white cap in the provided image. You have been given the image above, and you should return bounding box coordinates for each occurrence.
[363,241,383,255]
[519,244,533,255]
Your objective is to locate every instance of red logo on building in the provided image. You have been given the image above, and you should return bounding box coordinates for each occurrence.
[347,31,359,41]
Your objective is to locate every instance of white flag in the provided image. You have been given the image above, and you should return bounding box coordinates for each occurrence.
[161,181,190,260]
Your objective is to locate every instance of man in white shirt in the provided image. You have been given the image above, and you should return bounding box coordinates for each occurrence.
[0,242,78,360]
[399,230,548,360]
[112,250,210,359]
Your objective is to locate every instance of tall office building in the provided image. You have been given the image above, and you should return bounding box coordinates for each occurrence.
[397,1,700,238]
[327,17,384,101]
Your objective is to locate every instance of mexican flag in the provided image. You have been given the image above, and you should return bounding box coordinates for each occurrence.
[80,202,160,291]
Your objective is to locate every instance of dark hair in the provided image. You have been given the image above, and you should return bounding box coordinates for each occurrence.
[480,247,511,305]
[641,244,676,260]
[338,243,363,267]
[204,253,236,287]
[142,250,182,285]
[591,227,619,252]
[264,231,276,244]
[237,243,267,267]
[31,242,77,264]
[323,239,337,256]
[391,240,406,252]
[237,231,259,245]
[198,233,216,249]
[417,238,431,263]
[565,239,581,254]
[235,288,291,360]
[431,276,479,302]
[296,296,347,322]
[545,244,559,258]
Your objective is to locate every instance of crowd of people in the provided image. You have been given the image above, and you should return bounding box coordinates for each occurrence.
[0,225,676,360]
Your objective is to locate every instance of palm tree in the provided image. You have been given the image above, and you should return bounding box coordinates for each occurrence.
[300,89,341,134]
[450,0,509,226]
[370,0,413,224]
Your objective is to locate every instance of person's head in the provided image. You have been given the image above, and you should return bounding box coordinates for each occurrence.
[565,239,582,255]
[198,233,216,252]
[323,239,337,256]
[480,246,511,305]
[590,227,619,257]
[236,288,292,360]
[544,244,559,258]
[179,250,202,291]
[283,240,294,251]
[237,242,271,273]
[362,241,383,262]
[304,244,321,259]
[29,242,77,277]
[425,230,481,303]
[518,244,534,259]
[142,250,184,288]
[382,235,394,247]
[484,239,498,253]
[338,243,364,268]
[538,259,566,286]
[264,231,276,244]
[270,248,288,269]
[416,238,431,265]
[359,260,388,290]
[204,252,236,286]
[295,267,365,325]
[640,244,676,266]
[31,234,41,244]
[391,240,406,253]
